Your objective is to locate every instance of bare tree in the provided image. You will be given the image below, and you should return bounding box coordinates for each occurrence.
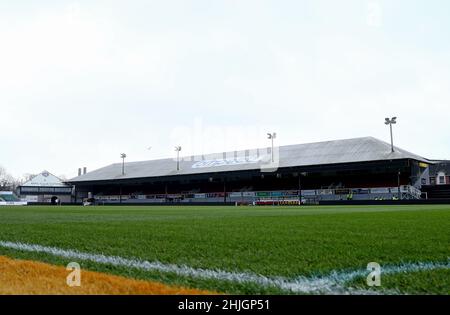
[22,173,37,183]
[0,166,6,178]
[0,166,8,189]
[0,166,17,191]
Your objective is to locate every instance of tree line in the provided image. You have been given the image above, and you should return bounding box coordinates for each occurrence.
[0,166,36,191]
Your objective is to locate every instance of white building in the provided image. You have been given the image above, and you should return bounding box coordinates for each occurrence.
[18,171,73,204]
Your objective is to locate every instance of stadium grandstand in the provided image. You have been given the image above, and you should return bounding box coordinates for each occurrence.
[17,171,73,204]
[68,137,433,205]
[0,191,27,206]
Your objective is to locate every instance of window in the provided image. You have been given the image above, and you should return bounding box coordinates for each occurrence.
[437,171,447,185]
[54,187,72,193]
[21,187,39,193]
[421,178,427,185]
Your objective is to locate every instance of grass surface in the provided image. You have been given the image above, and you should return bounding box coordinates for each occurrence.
[0,205,448,294]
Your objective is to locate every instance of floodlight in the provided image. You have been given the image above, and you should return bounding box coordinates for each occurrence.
[384,117,398,153]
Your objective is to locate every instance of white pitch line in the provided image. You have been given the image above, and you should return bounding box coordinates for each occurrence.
[0,240,448,295]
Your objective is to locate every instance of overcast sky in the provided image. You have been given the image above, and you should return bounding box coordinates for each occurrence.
[1,0,449,179]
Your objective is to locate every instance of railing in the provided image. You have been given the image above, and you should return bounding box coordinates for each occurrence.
[405,185,422,199]
[94,185,422,202]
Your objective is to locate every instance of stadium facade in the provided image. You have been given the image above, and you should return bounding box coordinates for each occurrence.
[420,160,450,200]
[68,137,432,204]
[18,171,73,204]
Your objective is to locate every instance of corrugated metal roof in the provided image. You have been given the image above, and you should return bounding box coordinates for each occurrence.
[69,137,430,183]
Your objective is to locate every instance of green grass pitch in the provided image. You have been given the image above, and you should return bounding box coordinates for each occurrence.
[0,205,448,294]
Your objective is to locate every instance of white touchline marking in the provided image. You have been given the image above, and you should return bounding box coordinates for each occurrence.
[0,240,448,295]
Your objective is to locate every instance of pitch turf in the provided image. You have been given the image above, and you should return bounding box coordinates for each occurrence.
[0,205,448,294]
